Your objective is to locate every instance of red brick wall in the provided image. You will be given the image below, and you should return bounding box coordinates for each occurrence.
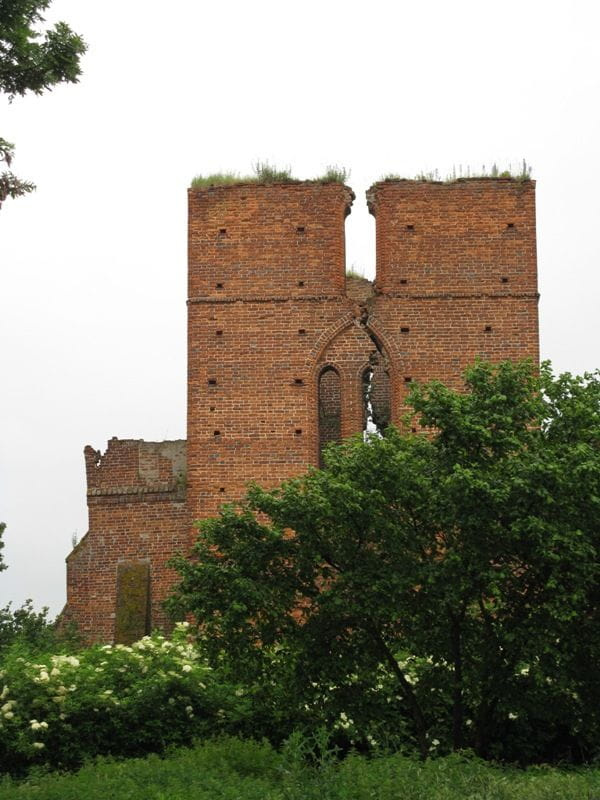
[187,178,538,522]
[65,177,539,643]
[188,182,353,300]
[367,179,537,295]
[187,182,357,520]
[65,439,188,644]
[367,179,539,417]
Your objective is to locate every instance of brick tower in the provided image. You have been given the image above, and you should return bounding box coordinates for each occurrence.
[64,176,539,643]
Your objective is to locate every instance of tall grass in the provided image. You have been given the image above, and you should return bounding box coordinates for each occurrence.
[2,737,599,800]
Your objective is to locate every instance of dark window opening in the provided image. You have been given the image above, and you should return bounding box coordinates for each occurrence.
[297,226,305,234]
[318,367,341,467]
[363,361,391,436]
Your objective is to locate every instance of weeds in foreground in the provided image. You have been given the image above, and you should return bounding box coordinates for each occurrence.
[2,735,600,800]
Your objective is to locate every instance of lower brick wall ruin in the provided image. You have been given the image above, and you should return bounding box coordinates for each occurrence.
[63,439,189,644]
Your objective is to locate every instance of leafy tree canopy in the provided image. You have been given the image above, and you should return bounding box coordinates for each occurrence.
[0,0,86,97]
[169,361,600,763]
[0,0,86,204]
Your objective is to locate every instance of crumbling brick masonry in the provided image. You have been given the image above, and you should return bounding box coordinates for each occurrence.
[64,177,539,643]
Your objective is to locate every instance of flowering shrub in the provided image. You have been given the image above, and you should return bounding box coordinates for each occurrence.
[0,624,241,775]
[0,618,594,776]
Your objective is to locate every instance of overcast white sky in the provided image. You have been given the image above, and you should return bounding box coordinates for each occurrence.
[1,0,599,617]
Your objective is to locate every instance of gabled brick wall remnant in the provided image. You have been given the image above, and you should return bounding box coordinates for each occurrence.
[65,177,539,644]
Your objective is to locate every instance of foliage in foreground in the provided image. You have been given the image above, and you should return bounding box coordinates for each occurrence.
[0,0,86,205]
[169,361,600,764]
[2,735,600,800]
[0,625,243,775]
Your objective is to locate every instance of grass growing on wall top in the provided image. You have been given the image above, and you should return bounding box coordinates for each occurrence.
[190,161,296,189]
[345,268,367,279]
[381,159,533,183]
[314,165,350,184]
[190,172,246,188]
[191,163,350,189]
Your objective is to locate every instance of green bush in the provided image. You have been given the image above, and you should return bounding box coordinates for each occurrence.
[0,600,80,659]
[0,624,242,775]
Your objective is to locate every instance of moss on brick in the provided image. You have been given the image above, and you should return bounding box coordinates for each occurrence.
[114,561,150,645]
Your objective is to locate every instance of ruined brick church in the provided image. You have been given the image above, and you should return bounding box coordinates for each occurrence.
[64,177,539,643]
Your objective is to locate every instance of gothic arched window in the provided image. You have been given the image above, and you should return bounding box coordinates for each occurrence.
[318,366,341,466]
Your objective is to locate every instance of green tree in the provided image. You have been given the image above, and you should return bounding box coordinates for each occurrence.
[0,136,34,204]
[0,0,86,205]
[0,524,80,657]
[0,598,53,655]
[168,361,600,763]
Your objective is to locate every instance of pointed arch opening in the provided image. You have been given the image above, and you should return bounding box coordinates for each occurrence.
[362,357,391,437]
[318,366,342,467]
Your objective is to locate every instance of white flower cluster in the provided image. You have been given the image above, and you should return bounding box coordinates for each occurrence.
[337,711,354,730]
[0,626,215,763]
[2,700,16,720]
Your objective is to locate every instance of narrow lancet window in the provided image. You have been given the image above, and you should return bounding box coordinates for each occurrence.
[362,359,391,437]
[318,366,342,467]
